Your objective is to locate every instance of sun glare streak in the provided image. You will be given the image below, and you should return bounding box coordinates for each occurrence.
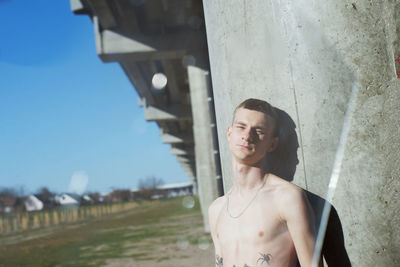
[311,80,360,267]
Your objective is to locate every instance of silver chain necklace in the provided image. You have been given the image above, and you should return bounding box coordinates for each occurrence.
[226,177,267,219]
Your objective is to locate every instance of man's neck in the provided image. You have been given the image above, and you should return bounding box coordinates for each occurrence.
[232,159,267,196]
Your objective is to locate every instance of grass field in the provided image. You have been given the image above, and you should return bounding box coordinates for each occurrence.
[0,197,214,267]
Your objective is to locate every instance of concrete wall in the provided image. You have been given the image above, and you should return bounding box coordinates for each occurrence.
[203,0,399,266]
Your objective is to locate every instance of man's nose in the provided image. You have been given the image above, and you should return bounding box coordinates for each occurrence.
[242,128,253,141]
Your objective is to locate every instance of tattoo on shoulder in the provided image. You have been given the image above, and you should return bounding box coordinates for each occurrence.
[257,252,272,265]
[216,254,223,267]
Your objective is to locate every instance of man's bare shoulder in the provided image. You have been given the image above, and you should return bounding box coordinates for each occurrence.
[208,195,226,236]
[262,173,307,206]
[261,173,312,223]
[208,195,226,218]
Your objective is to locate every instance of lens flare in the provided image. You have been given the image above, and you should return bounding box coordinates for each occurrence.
[176,236,189,250]
[151,73,168,90]
[68,171,89,195]
[197,236,210,250]
[182,196,195,209]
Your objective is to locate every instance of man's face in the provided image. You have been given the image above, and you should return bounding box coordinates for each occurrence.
[227,108,278,166]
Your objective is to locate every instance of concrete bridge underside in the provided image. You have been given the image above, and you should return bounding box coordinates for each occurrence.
[71,0,220,231]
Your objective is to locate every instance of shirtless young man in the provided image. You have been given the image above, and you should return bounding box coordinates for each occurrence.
[209,98,317,267]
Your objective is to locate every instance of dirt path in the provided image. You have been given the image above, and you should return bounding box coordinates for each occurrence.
[104,242,214,267]
[103,213,214,267]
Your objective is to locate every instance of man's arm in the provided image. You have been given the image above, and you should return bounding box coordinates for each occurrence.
[280,186,317,267]
[208,197,224,267]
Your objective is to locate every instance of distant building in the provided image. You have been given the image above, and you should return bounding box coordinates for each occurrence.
[24,195,44,212]
[55,193,80,206]
[0,195,17,213]
[156,182,193,198]
[131,182,193,200]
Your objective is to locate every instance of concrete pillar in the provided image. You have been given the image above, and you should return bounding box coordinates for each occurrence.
[187,61,219,232]
[203,0,399,265]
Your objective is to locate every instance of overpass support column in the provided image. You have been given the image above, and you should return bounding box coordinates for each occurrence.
[187,61,219,232]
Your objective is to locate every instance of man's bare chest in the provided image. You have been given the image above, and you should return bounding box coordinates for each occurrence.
[216,202,286,246]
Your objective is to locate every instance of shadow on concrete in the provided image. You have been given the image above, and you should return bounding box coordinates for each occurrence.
[264,108,351,266]
[264,108,299,182]
[306,191,352,267]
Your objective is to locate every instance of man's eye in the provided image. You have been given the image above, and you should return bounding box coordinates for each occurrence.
[256,131,264,135]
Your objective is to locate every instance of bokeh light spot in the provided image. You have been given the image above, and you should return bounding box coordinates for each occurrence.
[152,73,168,90]
[176,236,189,250]
[68,171,89,195]
[197,236,210,250]
[182,196,195,209]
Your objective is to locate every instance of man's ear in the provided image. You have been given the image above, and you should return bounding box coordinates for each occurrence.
[227,126,232,140]
[268,137,279,152]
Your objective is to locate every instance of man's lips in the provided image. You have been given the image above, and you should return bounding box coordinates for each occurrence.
[238,144,252,150]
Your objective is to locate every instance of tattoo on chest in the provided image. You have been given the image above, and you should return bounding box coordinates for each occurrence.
[257,253,272,265]
[216,255,223,267]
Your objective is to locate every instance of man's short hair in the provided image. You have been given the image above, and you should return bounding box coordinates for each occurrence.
[234,98,279,137]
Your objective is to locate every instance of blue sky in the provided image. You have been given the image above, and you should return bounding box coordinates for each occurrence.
[0,0,189,195]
